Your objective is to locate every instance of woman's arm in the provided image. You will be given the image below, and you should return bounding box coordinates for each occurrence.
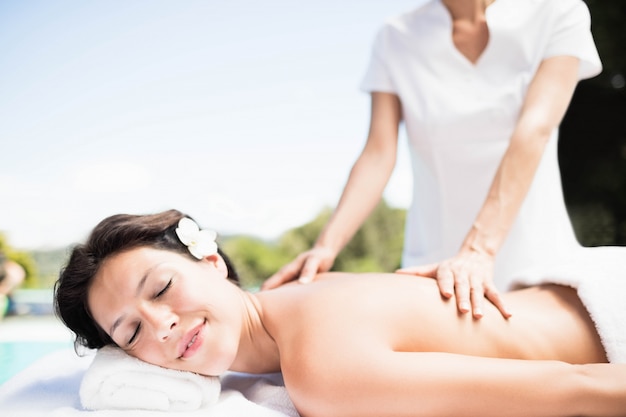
[290,350,626,417]
[312,92,401,267]
[399,55,582,318]
[262,92,401,289]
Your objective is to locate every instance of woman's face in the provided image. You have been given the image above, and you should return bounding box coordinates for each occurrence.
[87,246,243,376]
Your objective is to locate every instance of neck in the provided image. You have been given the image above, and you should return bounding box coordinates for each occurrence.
[230,290,280,374]
[443,0,493,21]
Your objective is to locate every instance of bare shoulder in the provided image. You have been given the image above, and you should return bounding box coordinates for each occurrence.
[259,273,449,368]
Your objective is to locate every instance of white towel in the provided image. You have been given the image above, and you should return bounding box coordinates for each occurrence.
[511,246,626,363]
[79,345,221,411]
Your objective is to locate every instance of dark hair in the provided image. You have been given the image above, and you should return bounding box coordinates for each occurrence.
[54,209,239,350]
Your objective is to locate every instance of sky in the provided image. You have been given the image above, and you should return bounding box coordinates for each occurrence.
[0,0,426,250]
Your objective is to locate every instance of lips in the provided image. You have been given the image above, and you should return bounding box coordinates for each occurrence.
[178,320,206,359]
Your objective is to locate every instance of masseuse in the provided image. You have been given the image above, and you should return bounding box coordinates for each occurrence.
[263,0,602,319]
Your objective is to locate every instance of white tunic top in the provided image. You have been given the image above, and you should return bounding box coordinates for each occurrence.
[360,0,602,289]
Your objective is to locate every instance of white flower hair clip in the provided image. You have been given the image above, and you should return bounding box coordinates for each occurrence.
[175,217,218,260]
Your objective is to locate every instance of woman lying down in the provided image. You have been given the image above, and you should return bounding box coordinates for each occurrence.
[54,209,626,417]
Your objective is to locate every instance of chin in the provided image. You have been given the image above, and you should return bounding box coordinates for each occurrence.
[169,354,228,377]
[197,361,231,377]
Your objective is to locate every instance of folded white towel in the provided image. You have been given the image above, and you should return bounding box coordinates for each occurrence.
[80,345,221,411]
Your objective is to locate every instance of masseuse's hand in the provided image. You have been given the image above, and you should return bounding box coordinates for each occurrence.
[262,246,336,290]
[396,249,511,319]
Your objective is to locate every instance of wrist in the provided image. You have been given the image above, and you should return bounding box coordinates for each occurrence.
[462,223,500,257]
[313,233,343,259]
[312,242,340,259]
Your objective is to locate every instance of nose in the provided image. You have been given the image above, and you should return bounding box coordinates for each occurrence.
[140,302,178,341]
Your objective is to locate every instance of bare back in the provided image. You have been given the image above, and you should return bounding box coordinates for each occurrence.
[258,273,606,366]
[256,273,609,417]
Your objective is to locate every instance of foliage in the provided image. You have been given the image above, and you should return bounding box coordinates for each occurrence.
[220,200,406,290]
[221,235,292,290]
[276,208,333,258]
[334,201,405,273]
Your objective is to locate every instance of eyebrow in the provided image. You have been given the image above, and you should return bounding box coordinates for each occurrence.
[109,265,158,338]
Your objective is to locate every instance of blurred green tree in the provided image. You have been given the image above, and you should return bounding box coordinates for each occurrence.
[221,200,406,289]
[221,235,293,290]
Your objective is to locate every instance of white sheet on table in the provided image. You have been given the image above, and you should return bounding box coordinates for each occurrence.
[0,348,299,417]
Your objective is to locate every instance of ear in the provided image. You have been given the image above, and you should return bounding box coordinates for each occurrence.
[202,253,229,278]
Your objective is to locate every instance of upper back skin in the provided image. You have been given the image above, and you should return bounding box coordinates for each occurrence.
[256,272,606,368]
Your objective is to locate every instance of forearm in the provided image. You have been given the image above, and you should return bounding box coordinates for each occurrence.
[315,92,401,256]
[296,352,626,417]
[574,363,626,417]
[422,360,626,417]
[410,358,626,417]
[462,56,580,256]
[461,127,549,256]
[315,148,396,255]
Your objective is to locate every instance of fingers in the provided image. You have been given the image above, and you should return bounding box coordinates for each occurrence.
[261,257,306,290]
[261,269,294,291]
[298,257,322,284]
[484,285,512,319]
[452,270,490,318]
[455,275,510,319]
[434,255,504,318]
[399,255,508,319]
[396,263,439,278]
[435,265,455,299]
[397,263,455,299]
[261,250,330,290]
[451,267,471,314]
[468,277,484,319]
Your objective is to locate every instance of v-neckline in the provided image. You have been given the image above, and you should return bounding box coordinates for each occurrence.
[438,0,498,68]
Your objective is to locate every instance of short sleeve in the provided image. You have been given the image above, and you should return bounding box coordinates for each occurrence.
[359,27,397,94]
[544,0,602,80]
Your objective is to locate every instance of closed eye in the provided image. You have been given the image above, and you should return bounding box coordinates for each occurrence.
[125,278,172,346]
[128,323,141,346]
[155,279,172,299]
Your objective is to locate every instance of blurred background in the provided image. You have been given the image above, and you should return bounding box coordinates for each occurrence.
[0,0,624,383]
